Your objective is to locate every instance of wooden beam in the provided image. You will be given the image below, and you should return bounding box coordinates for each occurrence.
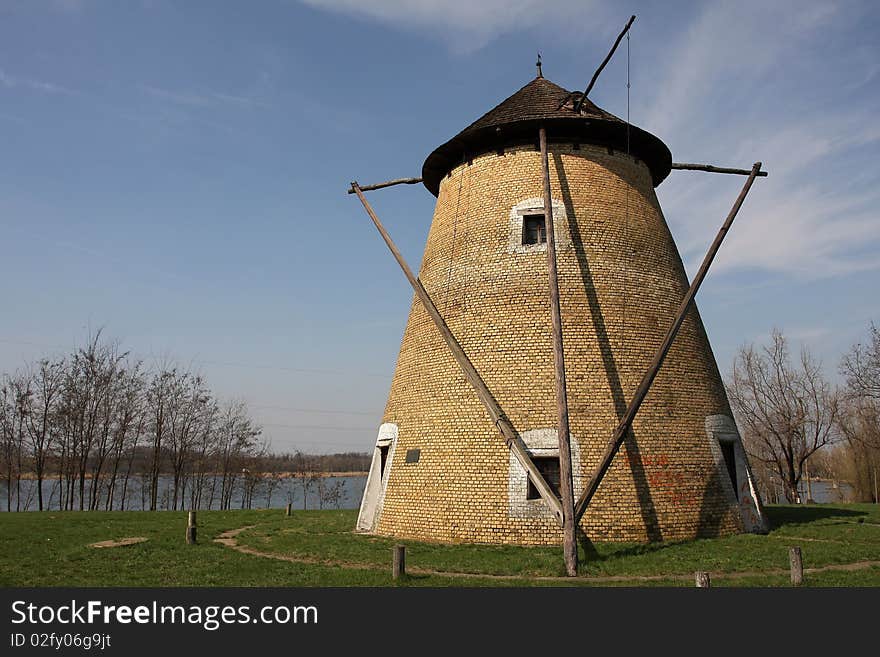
[346,177,423,194]
[574,15,636,113]
[574,162,764,522]
[350,181,565,524]
[539,127,578,576]
[672,162,768,177]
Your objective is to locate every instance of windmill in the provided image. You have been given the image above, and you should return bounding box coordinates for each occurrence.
[349,16,768,576]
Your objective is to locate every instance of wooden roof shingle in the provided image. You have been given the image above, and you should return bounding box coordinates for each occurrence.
[421,76,671,196]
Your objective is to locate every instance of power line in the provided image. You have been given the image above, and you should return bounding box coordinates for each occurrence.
[195,358,391,379]
[249,403,377,416]
[260,422,374,432]
[0,337,392,379]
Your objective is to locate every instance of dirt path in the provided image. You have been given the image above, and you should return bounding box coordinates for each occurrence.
[213,526,880,584]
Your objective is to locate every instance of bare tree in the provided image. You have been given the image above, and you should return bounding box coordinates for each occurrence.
[320,478,347,509]
[728,329,838,503]
[837,322,880,501]
[146,368,174,511]
[24,359,65,510]
[188,400,218,511]
[215,400,261,510]
[841,322,880,400]
[0,374,31,511]
[165,372,211,510]
[263,471,282,509]
[291,450,319,509]
[104,361,146,510]
[1,376,25,511]
[0,333,266,512]
[836,400,880,502]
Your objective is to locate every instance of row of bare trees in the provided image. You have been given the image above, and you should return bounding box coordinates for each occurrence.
[837,323,880,502]
[0,333,262,512]
[727,323,880,503]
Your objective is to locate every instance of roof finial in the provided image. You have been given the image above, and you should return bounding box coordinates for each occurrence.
[536,52,543,78]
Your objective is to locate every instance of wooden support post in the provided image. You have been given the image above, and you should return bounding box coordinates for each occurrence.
[574,15,636,112]
[285,502,292,517]
[345,177,422,194]
[392,545,406,579]
[574,162,764,522]
[671,162,768,177]
[789,546,803,586]
[539,127,577,577]
[186,511,197,545]
[695,571,711,588]
[351,182,564,524]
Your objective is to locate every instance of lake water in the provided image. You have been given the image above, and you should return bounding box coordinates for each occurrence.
[0,475,367,512]
[0,475,858,512]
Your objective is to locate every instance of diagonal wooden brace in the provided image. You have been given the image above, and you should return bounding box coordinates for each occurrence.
[539,127,578,574]
[574,162,764,523]
[574,15,636,113]
[350,181,564,525]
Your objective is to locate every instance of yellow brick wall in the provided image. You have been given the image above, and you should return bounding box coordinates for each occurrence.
[374,143,744,544]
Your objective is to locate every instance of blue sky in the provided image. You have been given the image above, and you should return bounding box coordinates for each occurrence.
[1,0,878,453]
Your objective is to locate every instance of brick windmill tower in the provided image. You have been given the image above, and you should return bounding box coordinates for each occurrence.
[352,22,767,571]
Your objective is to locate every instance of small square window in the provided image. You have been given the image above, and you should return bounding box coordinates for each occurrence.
[522,214,546,246]
[527,456,561,500]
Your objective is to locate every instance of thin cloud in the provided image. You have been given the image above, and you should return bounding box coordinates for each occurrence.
[140,84,270,109]
[0,67,76,95]
[647,0,880,282]
[299,0,603,53]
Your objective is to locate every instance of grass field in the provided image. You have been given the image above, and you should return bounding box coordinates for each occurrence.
[1,504,878,587]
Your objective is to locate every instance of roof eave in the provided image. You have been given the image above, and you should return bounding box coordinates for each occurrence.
[421,116,671,197]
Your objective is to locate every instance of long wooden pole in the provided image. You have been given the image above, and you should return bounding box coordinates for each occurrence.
[346,177,423,194]
[574,15,636,113]
[350,182,564,523]
[574,162,763,522]
[672,163,768,177]
[538,128,577,576]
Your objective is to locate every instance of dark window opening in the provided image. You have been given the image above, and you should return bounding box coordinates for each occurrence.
[527,456,561,500]
[522,214,546,246]
[719,441,738,499]
[379,445,390,478]
[405,448,420,464]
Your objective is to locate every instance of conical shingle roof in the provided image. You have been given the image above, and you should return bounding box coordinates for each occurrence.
[421,76,671,196]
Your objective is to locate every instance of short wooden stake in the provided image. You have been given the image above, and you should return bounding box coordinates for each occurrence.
[392,545,406,579]
[285,503,292,517]
[186,511,197,545]
[695,571,711,588]
[789,547,803,586]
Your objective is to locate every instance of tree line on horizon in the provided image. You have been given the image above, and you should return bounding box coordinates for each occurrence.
[0,333,370,513]
[3,320,877,514]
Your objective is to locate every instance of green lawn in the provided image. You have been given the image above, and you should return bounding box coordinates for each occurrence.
[1,504,878,587]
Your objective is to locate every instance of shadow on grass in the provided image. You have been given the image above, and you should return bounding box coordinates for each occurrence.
[576,526,691,570]
[582,536,690,565]
[764,505,867,529]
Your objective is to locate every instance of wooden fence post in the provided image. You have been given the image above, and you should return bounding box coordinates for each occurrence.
[186,511,197,545]
[789,547,803,586]
[695,571,711,588]
[393,545,406,579]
